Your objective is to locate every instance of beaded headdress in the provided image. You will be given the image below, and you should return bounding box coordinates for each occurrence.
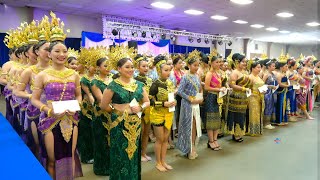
[186,49,201,64]
[133,54,148,67]
[38,15,51,41]
[208,48,219,61]
[278,50,287,63]
[260,53,268,60]
[26,20,39,44]
[67,48,79,59]
[107,45,136,70]
[50,11,69,42]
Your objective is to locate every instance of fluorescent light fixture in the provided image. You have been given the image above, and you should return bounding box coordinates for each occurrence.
[184,9,204,15]
[266,27,279,31]
[276,12,294,18]
[151,2,174,9]
[250,24,264,28]
[306,22,320,27]
[230,0,253,5]
[279,30,290,34]
[233,20,248,24]
[211,15,228,20]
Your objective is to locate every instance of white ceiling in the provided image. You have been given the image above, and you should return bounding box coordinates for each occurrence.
[3,0,320,44]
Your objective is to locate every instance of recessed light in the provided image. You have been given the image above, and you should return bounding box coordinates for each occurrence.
[230,0,253,5]
[233,20,248,24]
[211,15,228,20]
[184,9,204,15]
[266,27,279,31]
[151,2,174,9]
[279,30,290,34]
[250,24,264,28]
[182,30,186,32]
[276,12,294,18]
[306,22,320,27]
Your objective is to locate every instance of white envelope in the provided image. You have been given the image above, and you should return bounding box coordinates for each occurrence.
[246,89,252,97]
[168,92,175,112]
[293,84,300,90]
[219,90,228,98]
[51,100,81,114]
[272,85,279,93]
[129,98,142,118]
[258,85,268,93]
[195,93,203,100]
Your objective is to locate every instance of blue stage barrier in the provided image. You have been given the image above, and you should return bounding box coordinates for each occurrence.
[0,113,51,179]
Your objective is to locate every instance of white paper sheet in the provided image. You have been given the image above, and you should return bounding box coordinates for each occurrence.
[51,100,80,114]
[272,84,279,93]
[287,80,291,86]
[168,92,175,112]
[219,89,228,98]
[258,85,268,93]
[129,98,142,118]
[293,84,300,90]
[246,89,252,97]
[195,93,203,100]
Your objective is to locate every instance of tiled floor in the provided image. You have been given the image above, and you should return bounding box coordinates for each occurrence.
[0,96,318,180]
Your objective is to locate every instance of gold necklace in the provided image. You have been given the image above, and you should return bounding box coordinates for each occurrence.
[115,78,138,92]
[45,68,75,79]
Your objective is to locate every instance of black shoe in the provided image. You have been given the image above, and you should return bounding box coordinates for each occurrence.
[232,135,243,142]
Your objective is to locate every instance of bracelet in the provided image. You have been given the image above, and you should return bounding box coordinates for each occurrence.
[109,103,115,110]
[40,105,47,112]
[242,87,246,91]
[28,94,32,99]
[47,109,52,117]
[188,96,194,102]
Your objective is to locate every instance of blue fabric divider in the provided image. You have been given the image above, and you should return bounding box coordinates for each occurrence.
[0,113,51,179]
[169,44,210,54]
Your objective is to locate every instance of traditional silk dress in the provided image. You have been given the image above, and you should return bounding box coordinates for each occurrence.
[91,76,112,175]
[77,75,94,163]
[205,72,223,131]
[174,69,184,129]
[134,74,152,124]
[263,73,277,126]
[220,70,228,134]
[149,79,175,130]
[198,66,209,129]
[3,84,13,126]
[227,75,251,137]
[305,70,314,112]
[296,78,307,111]
[287,70,298,114]
[177,74,202,154]
[106,79,144,180]
[274,75,288,124]
[37,68,83,180]
[248,76,265,135]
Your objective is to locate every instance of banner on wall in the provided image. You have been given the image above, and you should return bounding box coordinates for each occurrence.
[81,31,170,55]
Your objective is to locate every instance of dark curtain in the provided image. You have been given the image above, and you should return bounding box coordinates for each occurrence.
[0,33,9,66]
[65,38,81,50]
[170,44,210,54]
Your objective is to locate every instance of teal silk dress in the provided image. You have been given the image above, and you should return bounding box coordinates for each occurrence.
[78,75,94,163]
[91,77,111,175]
[106,79,144,180]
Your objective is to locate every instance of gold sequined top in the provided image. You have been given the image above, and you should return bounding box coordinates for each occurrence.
[149,79,175,107]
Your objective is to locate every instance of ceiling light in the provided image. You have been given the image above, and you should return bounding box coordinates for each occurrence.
[250,24,264,28]
[112,29,118,36]
[276,12,294,18]
[230,0,253,5]
[233,20,248,24]
[306,22,320,27]
[161,33,166,39]
[279,30,290,34]
[197,38,201,43]
[182,30,186,32]
[151,2,174,9]
[266,27,279,31]
[211,15,228,20]
[184,9,204,15]
[141,31,146,38]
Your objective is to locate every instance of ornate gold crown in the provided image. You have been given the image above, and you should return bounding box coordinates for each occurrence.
[133,55,148,67]
[278,49,287,63]
[208,48,219,60]
[108,45,136,70]
[38,15,51,41]
[261,53,268,59]
[311,54,317,61]
[26,20,39,44]
[17,22,29,46]
[50,11,69,42]
[79,46,108,68]
[67,48,79,59]
[4,29,19,49]
[186,49,201,63]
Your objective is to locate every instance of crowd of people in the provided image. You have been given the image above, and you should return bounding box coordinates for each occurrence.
[0,12,319,180]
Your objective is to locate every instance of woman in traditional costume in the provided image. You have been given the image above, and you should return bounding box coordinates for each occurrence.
[248,61,265,136]
[177,51,203,159]
[149,55,176,172]
[100,46,149,179]
[219,56,229,137]
[90,47,112,175]
[286,59,299,119]
[197,52,209,130]
[227,53,251,142]
[262,59,277,129]
[31,12,83,179]
[133,54,153,162]
[302,56,315,112]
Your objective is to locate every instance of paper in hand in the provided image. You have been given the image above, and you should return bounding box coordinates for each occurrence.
[272,85,279,93]
[246,89,252,97]
[52,100,81,114]
[195,93,203,100]
[293,84,300,90]
[168,92,175,112]
[129,98,142,118]
[219,89,228,98]
[258,85,268,93]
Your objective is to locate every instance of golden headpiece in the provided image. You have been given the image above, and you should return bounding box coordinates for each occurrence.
[26,20,39,44]
[311,54,317,61]
[208,48,219,61]
[261,53,268,60]
[278,49,287,63]
[226,50,233,67]
[4,29,19,49]
[153,54,168,73]
[38,15,51,41]
[133,54,148,67]
[67,48,79,59]
[17,22,29,47]
[107,45,136,70]
[50,11,69,42]
[186,49,201,64]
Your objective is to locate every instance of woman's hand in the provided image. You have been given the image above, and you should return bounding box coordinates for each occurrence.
[164,101,176,107]
[66,110,76,116]
[89,95,95,105]
[53,110,66,118]
[130,106,141,114]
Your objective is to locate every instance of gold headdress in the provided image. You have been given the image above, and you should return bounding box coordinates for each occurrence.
[17,22,29,47]
[108,45,136,70]
[4,29,19,49]
[278,49,287,63]
[311,54,317,61]
[26,20,39,44]
[261,53,268,60]
[50,11,69,42]
[67,48,79,59]
[208,48,219,61]
[226,51,233,67]
[186,49,201,64]
[38,15,51,41]
[133,54,148,67]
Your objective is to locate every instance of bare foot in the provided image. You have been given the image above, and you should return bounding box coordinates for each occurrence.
[156,163,167,172]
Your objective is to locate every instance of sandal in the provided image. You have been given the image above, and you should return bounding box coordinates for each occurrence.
[213,140,222,150]
[207,141,220,151]
[232,135,243,143]
[156,163,167,172]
